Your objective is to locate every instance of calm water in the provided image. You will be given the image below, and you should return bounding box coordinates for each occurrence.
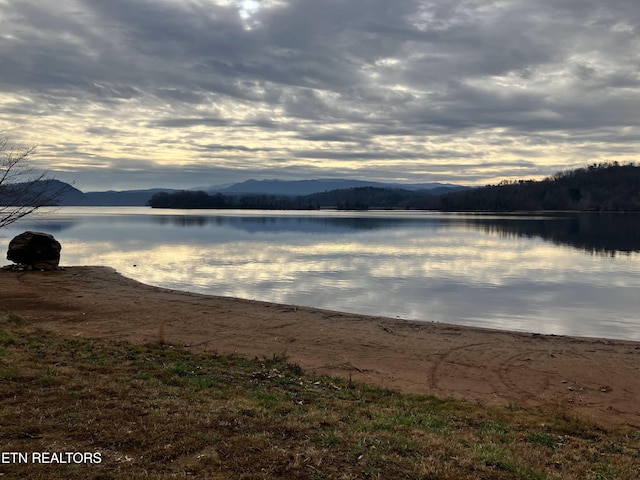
[3,207,640,340]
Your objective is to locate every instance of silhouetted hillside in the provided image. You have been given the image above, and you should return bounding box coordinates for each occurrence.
[213,178,466,196]
[0,179,91,206]
[148,163,640,211]
[438,162,640,211]
[84,188,179,206]
[147,187,435,210]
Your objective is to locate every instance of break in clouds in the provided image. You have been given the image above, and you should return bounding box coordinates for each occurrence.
[1,0,639,189]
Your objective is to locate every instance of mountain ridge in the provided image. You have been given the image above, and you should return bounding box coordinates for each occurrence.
[211,178,464,196]
[1,179,467,206]
[4,163,640,211]
[147,162,640,211]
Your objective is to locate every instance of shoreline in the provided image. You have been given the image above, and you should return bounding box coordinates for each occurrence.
[2,265,640,428]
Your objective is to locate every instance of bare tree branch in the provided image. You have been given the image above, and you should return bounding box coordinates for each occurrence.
[0,137,67,228]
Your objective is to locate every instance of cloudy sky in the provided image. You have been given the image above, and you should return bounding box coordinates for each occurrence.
[1,0,639,191]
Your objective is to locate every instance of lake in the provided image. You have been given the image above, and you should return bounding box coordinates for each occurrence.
[3,207,640,341]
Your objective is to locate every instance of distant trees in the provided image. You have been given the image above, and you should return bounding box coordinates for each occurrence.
[438,162,640,211]
[147,191,228,209]
[147,190,306,210]
[146,187,435,211]
[0,137,64,228]
[305,187,420,210]
[147,162,640,212]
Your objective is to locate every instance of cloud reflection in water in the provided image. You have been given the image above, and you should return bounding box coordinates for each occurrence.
[4,208,640,340]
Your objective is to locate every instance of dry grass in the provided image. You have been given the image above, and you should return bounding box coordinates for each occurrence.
[0,311,639,479]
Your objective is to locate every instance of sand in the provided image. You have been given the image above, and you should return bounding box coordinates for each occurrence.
[2,266,639,428]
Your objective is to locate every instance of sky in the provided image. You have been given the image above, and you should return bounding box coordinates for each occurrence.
[1,0,639,191]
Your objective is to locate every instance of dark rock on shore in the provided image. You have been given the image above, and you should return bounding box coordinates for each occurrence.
[6,231,61,270]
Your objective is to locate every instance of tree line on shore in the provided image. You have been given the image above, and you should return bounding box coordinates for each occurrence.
[146,186,421,210]
[147,162,640,211]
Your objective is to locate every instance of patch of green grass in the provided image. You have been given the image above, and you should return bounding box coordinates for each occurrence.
[371,409,450,433]
[528,431,561,450]
[589,461,619,480]
[0,366,18,379]
[254,389,281,408]
[0,316,638,479]
[38,366,60,385]
[166,359,194,376]
[188,374,220,390]
[312,429,343,448]
[478,445,552,479]
[0,326,16,345]
[478,443,510,467]
[480,419,513,434]
[5,311,25,325]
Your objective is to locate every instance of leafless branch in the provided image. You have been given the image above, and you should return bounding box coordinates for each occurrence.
[0,138,66,228]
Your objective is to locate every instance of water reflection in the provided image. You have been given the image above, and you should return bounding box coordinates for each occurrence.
[10,208,640,255]
[3,207,640,340]
[459,213,640,256]
[151,213,436,234]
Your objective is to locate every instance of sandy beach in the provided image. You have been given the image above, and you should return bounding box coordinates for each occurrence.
[2,266,639,428]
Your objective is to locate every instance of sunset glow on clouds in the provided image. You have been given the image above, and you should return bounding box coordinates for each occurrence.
[1,0,639,190]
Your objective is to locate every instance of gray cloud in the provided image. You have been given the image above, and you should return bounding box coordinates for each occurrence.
[1,0,639,191]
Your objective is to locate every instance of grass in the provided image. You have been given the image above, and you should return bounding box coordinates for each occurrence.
[0,311,639,479]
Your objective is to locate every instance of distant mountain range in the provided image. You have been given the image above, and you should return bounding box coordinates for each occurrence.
[1,179,468,206]
[211,179,465,196]
[4,163,639,211]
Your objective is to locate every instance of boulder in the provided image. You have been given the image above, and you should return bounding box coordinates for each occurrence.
[6,231,61,270]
